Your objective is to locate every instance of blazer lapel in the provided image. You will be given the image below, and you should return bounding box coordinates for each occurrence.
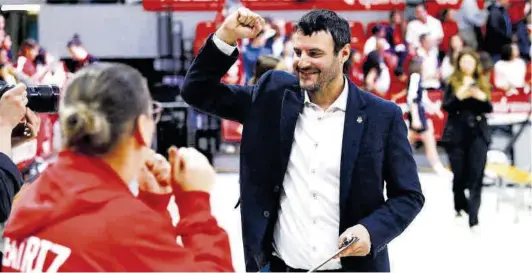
[339,82,367,213]
[280,87,304,176]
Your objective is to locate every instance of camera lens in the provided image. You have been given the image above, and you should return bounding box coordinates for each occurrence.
[26,85,60,113]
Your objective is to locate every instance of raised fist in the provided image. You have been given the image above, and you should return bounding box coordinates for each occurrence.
[215,7,265,45]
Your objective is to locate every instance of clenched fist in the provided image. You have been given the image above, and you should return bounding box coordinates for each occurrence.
[168,146,216,193]
[215,7,266,45]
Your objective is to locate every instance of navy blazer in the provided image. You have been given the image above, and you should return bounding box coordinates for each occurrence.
[181,35,424,272]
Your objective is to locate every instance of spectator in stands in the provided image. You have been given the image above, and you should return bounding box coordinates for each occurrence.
[513,2,531,61]
[441,35,465,81]
[67,34,98,73]
[0,48,18,85]
[485,0,513,62]
[280,35,294,74]
[362,38,391,96]
[493,43,527,93]
[363,25,390,55]
[1,63,234,272]
[2,35,12,62]
[248,55,287,85]
[406,3,444,48]
[439,9,459,59]
[385,10,407,52]
[15,39,39,84]
[417,33,441,90]
[242,30,273,83]
[265,19,287,58]
[454,0,488,50]
[442,48,492,231]
[405,57,450,178]
[348,49,364,86]
[385,10,408,72]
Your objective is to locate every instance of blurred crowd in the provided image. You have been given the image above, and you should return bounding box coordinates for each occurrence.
[217,0,531,99]
[0,14,97,89]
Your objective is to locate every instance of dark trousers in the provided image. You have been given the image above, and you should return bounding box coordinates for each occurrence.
[446,135,488,227]
[269,255,343,272]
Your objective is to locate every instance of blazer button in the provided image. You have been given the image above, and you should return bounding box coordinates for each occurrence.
[263,211,270,218]
[273,185,280,192]
[476,115,481,121]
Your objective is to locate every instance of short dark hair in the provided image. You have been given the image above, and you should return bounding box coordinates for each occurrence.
[500,43,513,61]
[60,62,151,156]
[294,9,351,72]
[294,9,350,55]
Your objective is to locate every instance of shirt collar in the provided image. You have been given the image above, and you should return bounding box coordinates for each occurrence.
[304,76,349,112]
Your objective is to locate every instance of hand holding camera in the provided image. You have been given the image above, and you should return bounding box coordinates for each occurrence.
[0,83,28,132]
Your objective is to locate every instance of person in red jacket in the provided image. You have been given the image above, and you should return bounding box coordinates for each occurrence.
[1,62,234,272]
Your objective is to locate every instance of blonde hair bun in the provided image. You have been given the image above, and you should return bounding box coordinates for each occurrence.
[61,103,111,153]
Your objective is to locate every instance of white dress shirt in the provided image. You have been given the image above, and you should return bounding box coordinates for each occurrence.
[212,34,346,270]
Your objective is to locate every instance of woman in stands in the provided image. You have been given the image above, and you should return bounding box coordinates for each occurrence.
[442,49,492,230]
[14,39,39,84]
[405,57,451,178]
[1,63,234,272]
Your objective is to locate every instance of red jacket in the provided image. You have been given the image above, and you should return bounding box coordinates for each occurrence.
[2,151,234,272]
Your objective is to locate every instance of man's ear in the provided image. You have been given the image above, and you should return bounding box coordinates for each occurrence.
[134,114,153,147]
[341,43,352,64]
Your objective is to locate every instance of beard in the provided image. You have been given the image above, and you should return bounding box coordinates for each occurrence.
[296,62,339,94]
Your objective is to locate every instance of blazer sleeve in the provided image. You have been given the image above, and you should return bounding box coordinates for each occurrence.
[108,191,234,272]
[358,106,425,257]
[181,34,271,124]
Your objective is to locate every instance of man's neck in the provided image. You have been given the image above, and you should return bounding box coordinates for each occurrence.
[308,75,345,110]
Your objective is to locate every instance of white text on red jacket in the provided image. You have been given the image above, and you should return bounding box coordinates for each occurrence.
[2,236,71,273]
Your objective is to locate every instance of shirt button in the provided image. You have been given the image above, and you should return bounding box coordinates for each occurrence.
[312,193,318,199]
[317,116,323,121]
[311,169,316,174]
[263,211,270,218]
[313,219,317,224]
[476,115,481,121]
[314,142,319,148]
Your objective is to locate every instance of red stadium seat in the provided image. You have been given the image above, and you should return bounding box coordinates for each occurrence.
[349,21,365,52]
[285,21,296,36]
[193,21,217,55]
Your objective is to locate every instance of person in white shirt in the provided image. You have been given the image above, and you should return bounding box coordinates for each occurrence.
[180,7,424,273]
[363,25,390,55]
[406,3,444,48]
[417,34,442,90]
[493,43,527,93]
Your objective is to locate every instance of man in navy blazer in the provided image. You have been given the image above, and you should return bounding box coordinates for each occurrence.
[181,8,424,272]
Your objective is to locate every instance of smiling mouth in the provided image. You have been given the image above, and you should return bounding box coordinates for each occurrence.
[299,71,318,77]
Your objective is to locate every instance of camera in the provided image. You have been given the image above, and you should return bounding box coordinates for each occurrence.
[0,84,60,113]
[0,83,60,138]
